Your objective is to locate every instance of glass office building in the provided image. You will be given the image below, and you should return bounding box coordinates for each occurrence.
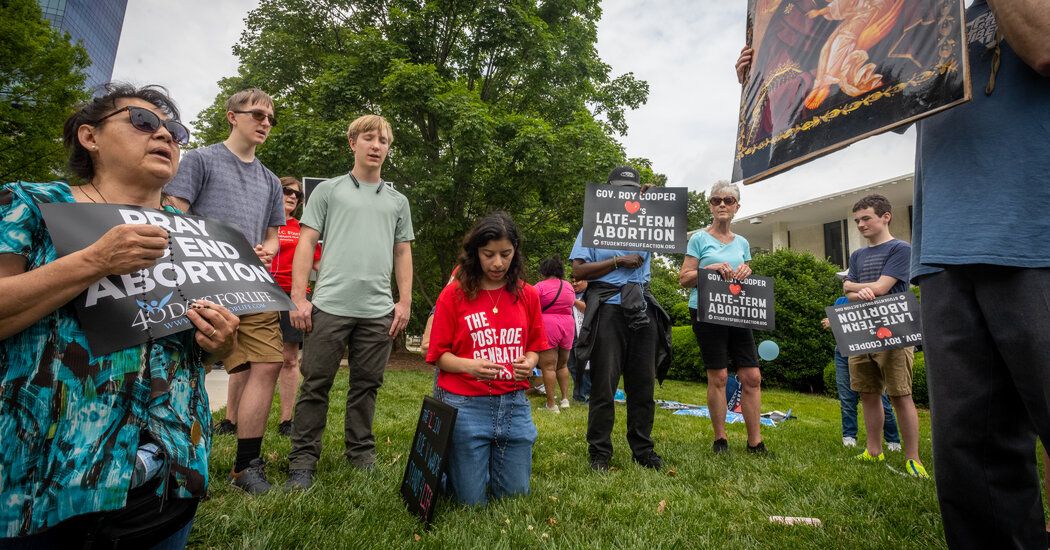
[38,0,129,90]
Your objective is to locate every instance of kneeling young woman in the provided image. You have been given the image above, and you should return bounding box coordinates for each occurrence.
[425,212,549,505]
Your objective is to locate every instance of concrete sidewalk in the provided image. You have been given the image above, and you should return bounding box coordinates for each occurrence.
[205,367,229,412]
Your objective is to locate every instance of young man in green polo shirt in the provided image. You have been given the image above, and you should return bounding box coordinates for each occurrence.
[285,115,414,489]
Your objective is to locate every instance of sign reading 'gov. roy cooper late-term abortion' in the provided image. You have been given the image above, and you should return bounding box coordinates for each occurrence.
[581,184,688,253]
[40,203,294,355]
[697,272,775,331]
[825,292,922,356]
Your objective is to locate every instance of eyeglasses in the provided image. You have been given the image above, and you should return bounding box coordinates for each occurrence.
[282,187,304,200]
[232,109,277,127]
[708,196,738,206]
[94,106,191,145]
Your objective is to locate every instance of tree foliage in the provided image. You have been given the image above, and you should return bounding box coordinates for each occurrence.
[0,0,89,183]
[195,0,652,329]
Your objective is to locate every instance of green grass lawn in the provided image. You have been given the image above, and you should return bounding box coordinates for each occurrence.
[192,365,945,549]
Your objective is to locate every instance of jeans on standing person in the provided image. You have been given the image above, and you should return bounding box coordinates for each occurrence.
[835,349,900,443]
[568,347,591,402]
[436,389,536,506]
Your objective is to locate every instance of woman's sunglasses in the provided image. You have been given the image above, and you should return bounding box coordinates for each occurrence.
[94,106,191,145]
[709,196,738,206]
[233,109,278,127]
[283,187,304,200]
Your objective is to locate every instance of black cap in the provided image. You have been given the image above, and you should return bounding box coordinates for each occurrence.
[607,166,640,187]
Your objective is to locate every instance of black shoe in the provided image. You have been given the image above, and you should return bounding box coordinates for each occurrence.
[230,458,272,495]
[633,451,663,470]
[713,438,729,454]
[284,469,314,491]
[590,457,610,472]
[214,419,237,435]
[746,441,770,455]
[277,420,293,437]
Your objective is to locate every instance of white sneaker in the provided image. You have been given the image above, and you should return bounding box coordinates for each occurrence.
[544,403,561,415]
[842,436,857,448]
[559,398,571,409]
[886,442,902,452]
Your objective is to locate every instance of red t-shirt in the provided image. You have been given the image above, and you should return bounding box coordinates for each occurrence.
[426,280,549,396]
[271,218,321,293]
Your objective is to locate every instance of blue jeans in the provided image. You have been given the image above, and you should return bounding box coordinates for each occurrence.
[835,350,900,443]
[437,389,537,506]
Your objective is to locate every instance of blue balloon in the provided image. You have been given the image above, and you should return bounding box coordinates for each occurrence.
[758,340,780,361]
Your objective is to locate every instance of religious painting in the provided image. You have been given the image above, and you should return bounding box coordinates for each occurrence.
[733,0,970,184]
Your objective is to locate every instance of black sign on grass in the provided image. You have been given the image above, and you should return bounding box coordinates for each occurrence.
[401,396,458,524]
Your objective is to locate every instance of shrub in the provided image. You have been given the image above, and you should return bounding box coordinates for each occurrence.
[823,359,837,397]
[667,301,690,326]
[667,325,703,382]
[747,249,841,392]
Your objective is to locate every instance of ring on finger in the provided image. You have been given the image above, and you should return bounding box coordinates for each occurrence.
[208,327,217,338]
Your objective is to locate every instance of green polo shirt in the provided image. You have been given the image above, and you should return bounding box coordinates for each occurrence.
[301,174,414,318]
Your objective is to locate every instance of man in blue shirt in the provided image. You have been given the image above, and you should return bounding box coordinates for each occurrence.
[571,166,671,472]
[911,2,1050,547]
[843,195,926,479]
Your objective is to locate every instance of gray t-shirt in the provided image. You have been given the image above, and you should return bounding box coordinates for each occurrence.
[301,174,414,318]
[164,143,284,244]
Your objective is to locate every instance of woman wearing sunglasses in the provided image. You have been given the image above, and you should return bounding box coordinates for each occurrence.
[270,177,320,436]
[678,181,768,456]
[0,83,238,548]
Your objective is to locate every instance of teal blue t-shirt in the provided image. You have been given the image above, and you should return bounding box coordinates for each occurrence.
[685,230,751,309]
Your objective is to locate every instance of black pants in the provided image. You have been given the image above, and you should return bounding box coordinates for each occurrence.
[587,304,657,460]
[921,266,1050,550]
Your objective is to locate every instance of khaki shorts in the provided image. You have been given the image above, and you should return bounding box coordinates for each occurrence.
[848,347,914,397]
[223,311,284,373]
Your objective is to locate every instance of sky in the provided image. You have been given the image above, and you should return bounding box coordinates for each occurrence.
[112,0,918,219]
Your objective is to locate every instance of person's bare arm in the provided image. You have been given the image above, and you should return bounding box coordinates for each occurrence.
[390,241,413,337]
[0,225,168,339]
[843,275,899,297]
[167,196,190,213]
[988,0,1050,76]
[289,226,321,332]
[679,255,701,288]
[571,254,643,281]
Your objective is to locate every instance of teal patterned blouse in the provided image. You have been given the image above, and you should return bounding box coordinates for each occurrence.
[0,182,211,537]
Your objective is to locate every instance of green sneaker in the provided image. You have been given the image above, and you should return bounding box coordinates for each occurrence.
[905,459,930,479]
[855,449,885,462]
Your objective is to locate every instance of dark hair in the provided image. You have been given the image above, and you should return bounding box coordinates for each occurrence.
[852,194,892,217]
[456,211,524,300]
[63,83,181,182]
[280,176,304,218]
[538,255,564,279]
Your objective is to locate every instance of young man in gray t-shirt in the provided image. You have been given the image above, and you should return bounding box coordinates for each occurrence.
[165,88,285,494]
[284,114,414,490]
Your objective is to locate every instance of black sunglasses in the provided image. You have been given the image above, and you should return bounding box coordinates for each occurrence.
[709,196,738,206]
[282,187,304,200]
[94,106,191,145]
[233,109,277,127]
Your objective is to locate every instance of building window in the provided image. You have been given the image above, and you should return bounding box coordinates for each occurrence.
[824,220,848,268]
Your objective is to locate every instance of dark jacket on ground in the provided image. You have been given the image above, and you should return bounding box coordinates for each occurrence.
[574,281,673,383]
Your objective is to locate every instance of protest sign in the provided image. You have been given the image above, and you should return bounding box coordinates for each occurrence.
[733,0,970,184]
[697,272,775,331]
[39,203,294,355]
[825,291,921,356]
[581,183,688,253]
[401,396,458,525]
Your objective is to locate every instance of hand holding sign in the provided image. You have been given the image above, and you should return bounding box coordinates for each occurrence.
[186,299,239,356]
[87,224,169,276]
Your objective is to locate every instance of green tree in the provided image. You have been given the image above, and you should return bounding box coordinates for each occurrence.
[0,0,89,183]
[195,0,651,331]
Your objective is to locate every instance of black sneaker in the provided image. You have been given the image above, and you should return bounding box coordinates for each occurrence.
[746,441,770,455]
[713,438,729,454]
[214,419,237,435]
[284,469,314,491]
[590,457,610,472]
[230,458,272,495]
[633,451,663,470]
[277,420,293,437]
